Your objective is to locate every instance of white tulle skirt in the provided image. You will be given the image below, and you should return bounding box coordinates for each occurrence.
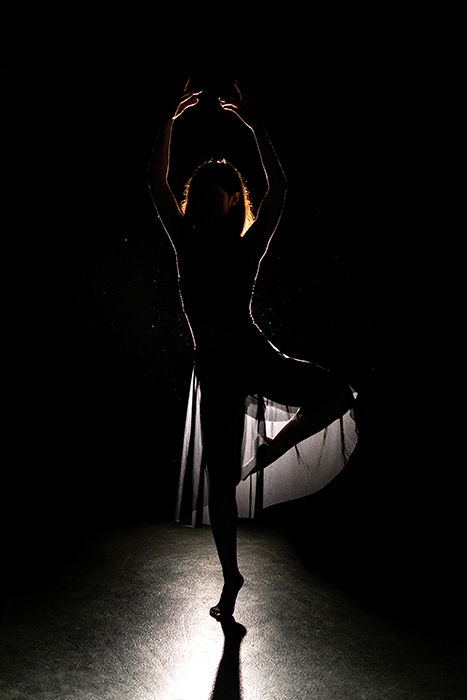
[175,367,358,527]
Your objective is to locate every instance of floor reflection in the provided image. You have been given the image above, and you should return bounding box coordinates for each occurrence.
[210,617,247,700]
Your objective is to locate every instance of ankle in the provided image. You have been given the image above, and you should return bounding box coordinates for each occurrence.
[223,570,243,585]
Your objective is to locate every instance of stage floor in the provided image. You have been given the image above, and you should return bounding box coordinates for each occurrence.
[1,519,465,699]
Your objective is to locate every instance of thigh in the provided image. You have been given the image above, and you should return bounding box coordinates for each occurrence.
[252,339,350,409]
[199,370,245,487]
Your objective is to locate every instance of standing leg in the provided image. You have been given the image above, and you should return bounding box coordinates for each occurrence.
[208,482,244,620]
[200,378,245,620]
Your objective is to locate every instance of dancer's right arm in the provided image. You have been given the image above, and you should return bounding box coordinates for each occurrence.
[148,90,202,243]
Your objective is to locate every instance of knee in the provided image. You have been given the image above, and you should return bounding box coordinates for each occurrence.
[298,384,354,418]
[332,384,355,411]
[208,469,240,496]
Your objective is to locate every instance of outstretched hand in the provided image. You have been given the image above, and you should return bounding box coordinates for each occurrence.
[168,80,255,126]
[171,87,203,120]
[218,81,255,128]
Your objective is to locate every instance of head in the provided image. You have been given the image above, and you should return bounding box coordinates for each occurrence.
[180,159,255,236]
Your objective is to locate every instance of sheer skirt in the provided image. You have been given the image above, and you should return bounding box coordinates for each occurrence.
[175,326,358,527]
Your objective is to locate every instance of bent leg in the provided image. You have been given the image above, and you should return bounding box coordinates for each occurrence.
[243,342,355,479]
[245,388,354,478]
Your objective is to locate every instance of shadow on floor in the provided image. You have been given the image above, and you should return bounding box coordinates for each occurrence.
[210,617,247,700]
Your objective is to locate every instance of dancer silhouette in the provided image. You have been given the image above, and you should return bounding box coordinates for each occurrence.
[149,80,355,620]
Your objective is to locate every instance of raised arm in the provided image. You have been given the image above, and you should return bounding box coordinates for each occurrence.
[148,88,202,244]
[219,83,287,246]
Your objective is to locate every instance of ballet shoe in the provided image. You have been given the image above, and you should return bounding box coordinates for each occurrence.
[209,574,244,621]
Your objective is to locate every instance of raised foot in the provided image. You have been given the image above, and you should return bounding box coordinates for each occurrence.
[241,437,275,481]
[209,574,244,621]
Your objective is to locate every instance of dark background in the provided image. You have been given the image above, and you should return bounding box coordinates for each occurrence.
[3,17,452,620]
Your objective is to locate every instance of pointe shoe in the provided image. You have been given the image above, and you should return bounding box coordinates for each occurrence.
[209,574,244,621]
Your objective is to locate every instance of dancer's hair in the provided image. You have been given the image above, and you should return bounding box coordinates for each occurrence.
[180,159,255,236]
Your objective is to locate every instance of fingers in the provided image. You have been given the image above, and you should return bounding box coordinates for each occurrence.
[172,91,203,119]
[173,83,245,119]
[180,89,203,102]
[219,100,239,111]
[233,80,243,100]
[183,97,200,110]
[218,81,242,110]
[218,94,239,107]
[175,90,203,114]
[182,94,201,105]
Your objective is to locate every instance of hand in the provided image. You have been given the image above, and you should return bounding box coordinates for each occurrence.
[218,81,255,128]
[171,86,203,120]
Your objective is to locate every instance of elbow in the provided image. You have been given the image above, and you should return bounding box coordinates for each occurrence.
[278,167,288,191]
[269,166,287,191]
[147,179,164,214]
[147,159,168,192]
[266,175,287,200]
[280,176,288,197]
[148,175,167,199]
[147,179,158,205]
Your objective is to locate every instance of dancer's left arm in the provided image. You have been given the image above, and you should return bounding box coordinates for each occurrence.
[219,83,287,248]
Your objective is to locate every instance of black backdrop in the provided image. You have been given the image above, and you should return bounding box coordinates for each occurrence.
[2,19,435,600]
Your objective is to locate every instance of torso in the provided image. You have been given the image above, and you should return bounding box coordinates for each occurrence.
[175,224,261,354]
